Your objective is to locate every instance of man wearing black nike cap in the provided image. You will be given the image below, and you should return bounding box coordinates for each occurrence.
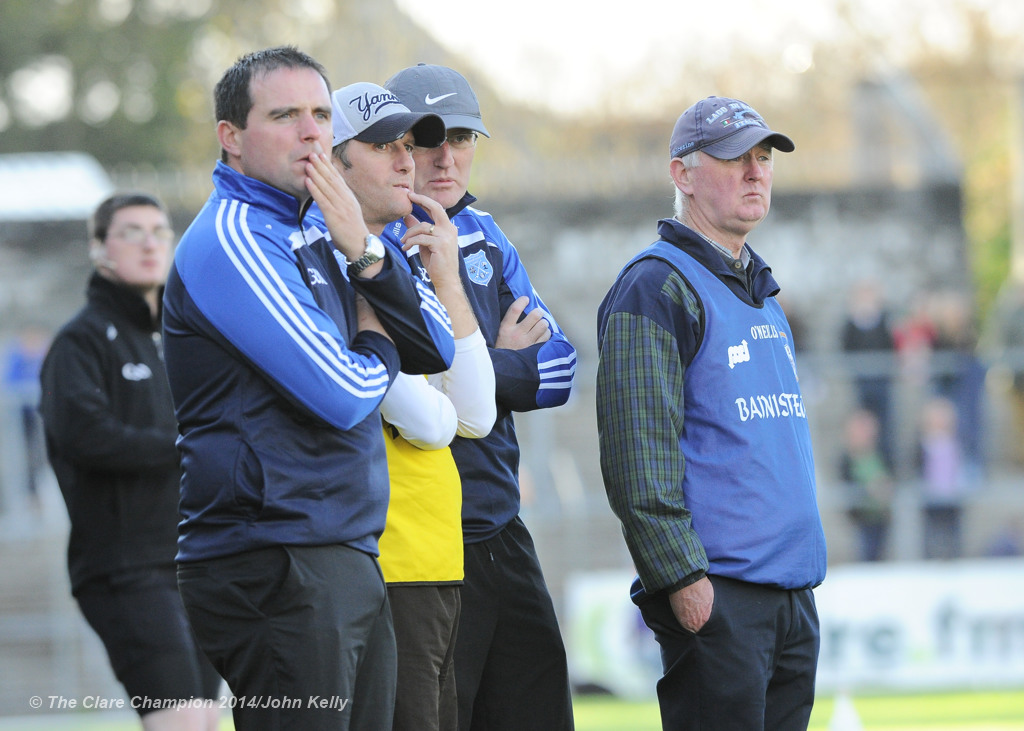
[598,95,826,729]
[385,64,577,731]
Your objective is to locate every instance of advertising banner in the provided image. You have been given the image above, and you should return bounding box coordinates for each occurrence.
[566,558,1024,697]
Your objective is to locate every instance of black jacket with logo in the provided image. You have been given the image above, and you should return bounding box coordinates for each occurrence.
[39,273,180,594]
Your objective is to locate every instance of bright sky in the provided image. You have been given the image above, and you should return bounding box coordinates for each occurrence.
[396,0,1024,117]
[396,0,834,113]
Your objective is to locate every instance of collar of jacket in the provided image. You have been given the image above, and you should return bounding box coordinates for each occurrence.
[87,272,161,332]
[445,190,478,219]
[212,160,311,228]
[656,217,781,303]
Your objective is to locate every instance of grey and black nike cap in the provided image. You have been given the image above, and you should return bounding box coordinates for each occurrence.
[384,63,490,138]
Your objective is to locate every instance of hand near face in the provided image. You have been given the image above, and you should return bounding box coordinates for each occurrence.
[496,296,551,350]
[402,192,460,290]
[401,192,481,339]
[304,146,370,261]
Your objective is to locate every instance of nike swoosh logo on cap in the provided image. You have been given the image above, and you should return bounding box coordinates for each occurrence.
[424,93,457,105]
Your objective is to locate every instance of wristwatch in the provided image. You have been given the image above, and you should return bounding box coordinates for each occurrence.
[349,234,386,276]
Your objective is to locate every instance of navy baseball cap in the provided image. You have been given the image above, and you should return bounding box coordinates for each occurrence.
[384,64,490,138]
[331,82,445,148]
[670,96,794,159]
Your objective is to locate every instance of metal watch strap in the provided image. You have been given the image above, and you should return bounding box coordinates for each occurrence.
[349,234,384,275]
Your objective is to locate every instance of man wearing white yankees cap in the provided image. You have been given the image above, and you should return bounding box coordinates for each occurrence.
[330,80,498,731]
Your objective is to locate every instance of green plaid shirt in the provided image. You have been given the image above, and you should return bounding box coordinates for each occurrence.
[596,266,709,595]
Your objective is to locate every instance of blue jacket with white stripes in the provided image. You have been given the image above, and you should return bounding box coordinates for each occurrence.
[386,194,577,542]
[164,162,454,563]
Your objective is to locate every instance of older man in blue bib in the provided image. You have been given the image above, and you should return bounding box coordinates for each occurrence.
[597,96,827,730]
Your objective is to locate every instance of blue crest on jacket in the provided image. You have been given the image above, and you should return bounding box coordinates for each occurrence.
[465,250,493,286]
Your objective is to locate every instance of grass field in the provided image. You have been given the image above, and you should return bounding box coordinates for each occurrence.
[573,690,1024,730]
[2,690,1022,730]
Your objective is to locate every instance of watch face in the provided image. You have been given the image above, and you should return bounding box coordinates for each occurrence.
[366,234,385,258]
[351,234,385,274]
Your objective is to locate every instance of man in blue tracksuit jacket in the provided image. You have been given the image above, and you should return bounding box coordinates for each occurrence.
[597,97,826,730]
[385,64,577,731]
[164,47,453,731]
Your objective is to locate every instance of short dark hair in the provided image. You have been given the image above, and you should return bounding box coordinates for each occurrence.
[214,46,330,161]
[90,193,167,242]
[331,140,353,171]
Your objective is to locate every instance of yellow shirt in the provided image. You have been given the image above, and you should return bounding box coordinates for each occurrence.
[378,421,463,584]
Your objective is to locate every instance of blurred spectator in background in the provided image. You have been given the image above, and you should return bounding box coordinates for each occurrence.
[38,193,222,730]
[840,279,897,467]
[917,395,972,560]
[979,279,1024,467]
[930,289,986,472]
[777,295,810,351]
[838,408,893,562]
[3,324,50,506]
[893,291,938,383]
[985,517,1023,558]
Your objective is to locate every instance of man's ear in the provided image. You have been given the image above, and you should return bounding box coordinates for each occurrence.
[217,120,242,159]
[670,157,695,196]
[88,240,117,273]
[88,240,104,264]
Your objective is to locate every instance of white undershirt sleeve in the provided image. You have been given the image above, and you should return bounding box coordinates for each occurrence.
[380,329,495,450]
[427,328,496,439]
[379,373,458,450]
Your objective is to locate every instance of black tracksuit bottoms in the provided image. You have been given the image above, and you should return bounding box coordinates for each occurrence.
[455,516,575,731]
